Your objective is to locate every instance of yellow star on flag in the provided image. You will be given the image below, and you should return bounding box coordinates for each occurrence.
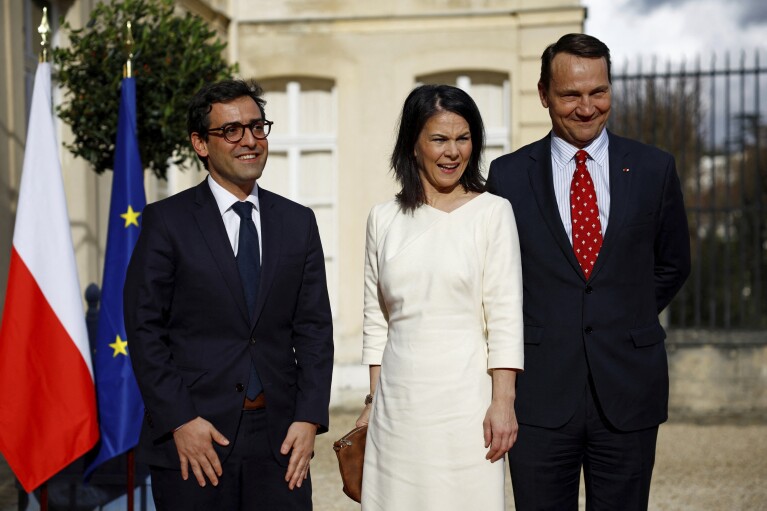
[109,335,129,357]
[120,205,141,228]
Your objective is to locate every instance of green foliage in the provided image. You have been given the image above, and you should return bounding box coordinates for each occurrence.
[53,0,237,179]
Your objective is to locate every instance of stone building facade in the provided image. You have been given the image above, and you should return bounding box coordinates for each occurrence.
[1,0,585,403]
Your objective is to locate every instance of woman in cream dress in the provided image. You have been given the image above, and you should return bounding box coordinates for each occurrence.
[355,85,524,510]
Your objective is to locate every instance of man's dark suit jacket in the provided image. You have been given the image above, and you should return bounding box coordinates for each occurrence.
[124,180,334,468]
[487,131,690,432]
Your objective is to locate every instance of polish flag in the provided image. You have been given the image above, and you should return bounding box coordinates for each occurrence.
[0,63,98,492]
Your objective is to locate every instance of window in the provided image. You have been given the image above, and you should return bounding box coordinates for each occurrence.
[259,78,339,313]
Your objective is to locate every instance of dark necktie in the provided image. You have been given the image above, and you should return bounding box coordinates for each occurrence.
[570,150,603,279]
[232,201,263,399]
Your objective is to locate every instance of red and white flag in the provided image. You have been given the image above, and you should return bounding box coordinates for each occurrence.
[0,62,98,492]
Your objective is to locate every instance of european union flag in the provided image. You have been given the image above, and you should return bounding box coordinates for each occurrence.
[85,77,146,478]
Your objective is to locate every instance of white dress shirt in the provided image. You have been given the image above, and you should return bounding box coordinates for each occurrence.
[207,176,263,259]
[550,129,611,243]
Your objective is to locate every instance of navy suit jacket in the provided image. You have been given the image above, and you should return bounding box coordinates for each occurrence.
[487,131,690,432]
[124,180,334,468]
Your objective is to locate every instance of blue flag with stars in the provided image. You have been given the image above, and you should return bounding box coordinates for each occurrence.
[85,77,146,478]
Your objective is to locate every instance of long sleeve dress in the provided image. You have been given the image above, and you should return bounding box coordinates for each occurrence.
[361,192,524,510]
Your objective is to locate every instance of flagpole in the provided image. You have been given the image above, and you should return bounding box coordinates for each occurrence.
[123,20,136,511]
[125,21,136,510]
[40,484,48,511]
[3,0,97,498]
[38,8,51,511]
[85,11,145,501]
[127,450,136,510]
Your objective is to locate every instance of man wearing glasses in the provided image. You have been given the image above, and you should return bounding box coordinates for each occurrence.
[124,79,334,511]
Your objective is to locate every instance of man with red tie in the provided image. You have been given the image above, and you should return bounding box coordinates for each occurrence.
[487,33,690,510]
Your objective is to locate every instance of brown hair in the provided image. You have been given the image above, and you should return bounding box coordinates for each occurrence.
[540,33,611,91]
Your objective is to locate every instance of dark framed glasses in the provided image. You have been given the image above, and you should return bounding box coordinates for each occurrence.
[208,120,274,143]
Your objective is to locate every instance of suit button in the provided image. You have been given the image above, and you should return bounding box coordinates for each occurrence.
[250,337,257,345]
[585,326,593,334]
[585,286,593,294]
[236,383,245,392]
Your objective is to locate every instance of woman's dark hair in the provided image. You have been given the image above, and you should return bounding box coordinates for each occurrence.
[187,79,267,169]
[539,33,611,91]
[391,84,486,213]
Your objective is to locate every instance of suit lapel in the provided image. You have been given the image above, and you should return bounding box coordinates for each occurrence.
[251,187,281,325]
[528,136,586,280]
[590,131,632,280]
[192,181,251,323]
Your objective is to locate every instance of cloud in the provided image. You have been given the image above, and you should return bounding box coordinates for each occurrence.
[737,0,767,26]
[625,0,767,27]
[625,0,681,10]
[584,0,767,65]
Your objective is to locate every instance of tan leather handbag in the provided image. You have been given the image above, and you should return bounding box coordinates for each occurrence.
[332,425,367,502]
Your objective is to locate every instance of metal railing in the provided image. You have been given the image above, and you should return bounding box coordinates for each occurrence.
[610,52,766,330]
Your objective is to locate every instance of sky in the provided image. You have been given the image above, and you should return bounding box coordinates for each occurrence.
[582,0,767,70]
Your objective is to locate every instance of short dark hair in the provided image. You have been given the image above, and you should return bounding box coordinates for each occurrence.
[187,79,267,169]
[391,84,486,213]
[539,33,611,91]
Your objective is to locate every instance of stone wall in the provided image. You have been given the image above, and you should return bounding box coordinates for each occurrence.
[667,329,767,420]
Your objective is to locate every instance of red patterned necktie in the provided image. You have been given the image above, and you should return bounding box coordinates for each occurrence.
[570,150,603,279]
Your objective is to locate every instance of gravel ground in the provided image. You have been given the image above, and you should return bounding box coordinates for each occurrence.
[2,410,765,510]
[312,410,767,511]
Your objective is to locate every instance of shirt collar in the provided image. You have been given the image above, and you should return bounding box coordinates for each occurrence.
[550,128,609,167]
[207,175,260,216]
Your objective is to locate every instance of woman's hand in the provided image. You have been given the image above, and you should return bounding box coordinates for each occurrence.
[483,399,518,462]
[483,368,519,462]
[356,402,372,428]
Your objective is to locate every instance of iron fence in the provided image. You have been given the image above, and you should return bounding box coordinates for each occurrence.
[610,52,766,330]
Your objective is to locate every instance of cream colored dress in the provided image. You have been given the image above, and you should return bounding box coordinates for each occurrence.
[361,193,524,511]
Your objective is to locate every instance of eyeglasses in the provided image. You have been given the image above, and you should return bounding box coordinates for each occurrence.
[207,120,274,143]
